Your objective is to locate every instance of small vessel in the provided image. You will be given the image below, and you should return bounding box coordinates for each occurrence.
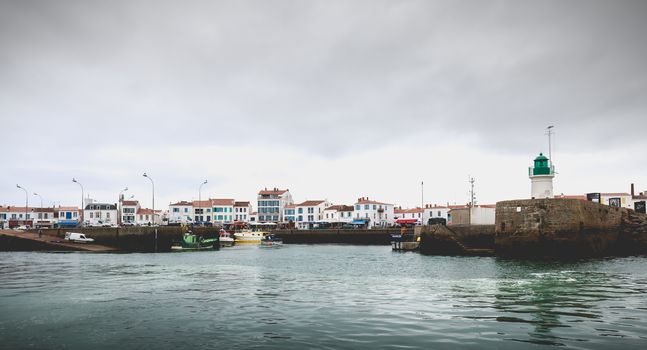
[390,234,419,252]
[219,229,235,247]
[233,230,266,243]
[171,231,219,251]
[260,234,283,246]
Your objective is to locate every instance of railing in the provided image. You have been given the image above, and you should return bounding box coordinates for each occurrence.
[529,165,555,176]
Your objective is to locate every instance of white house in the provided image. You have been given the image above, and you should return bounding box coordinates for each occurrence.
[423,204,450,224]
[234,201,252,223]
[0,205,36,229]
[283,204,296,223]
[600,193,633,209]
[257,188,294,223]
[295,200,330,229]
[83,202,118,226]
[56,206,81,227]
[135,208,162,226]
[169,201,193,224]
[33,208,56,228]
[121,200,139,225]
[353,197,395,228]
[323,205,354,224]
[395,207,424,226]
[210,199,235,225]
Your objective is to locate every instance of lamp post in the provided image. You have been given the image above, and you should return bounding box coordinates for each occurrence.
[72,178,84,226]
[198,180,208,225]
[118,187,128,226]
[143,173,156,252]
[33,193,43,209]
[547,125,555,167]
[16,184,28,227]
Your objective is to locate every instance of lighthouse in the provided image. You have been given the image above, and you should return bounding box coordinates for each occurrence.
[529,153,555,199]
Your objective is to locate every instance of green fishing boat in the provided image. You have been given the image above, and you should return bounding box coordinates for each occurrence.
[171,231,219,251]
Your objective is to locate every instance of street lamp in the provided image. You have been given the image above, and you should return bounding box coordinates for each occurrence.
[198,180,208,225]
[72,178,84,226]
[33,192,43,209]
[16,184,28,226]
[143,173,155,225]
[118,187,128,226]
[143,172,156,252]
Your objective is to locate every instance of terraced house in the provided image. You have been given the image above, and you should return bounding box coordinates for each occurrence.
[257,188,293,223]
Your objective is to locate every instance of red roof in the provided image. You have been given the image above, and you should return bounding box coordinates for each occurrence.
[601,193,631,196]
[325,205,354,212]
[170,201,193,206]
[258,188,288,195]
[122,200,139,206]
[296,200,326,207]
[192,200,212,208]
[234,201,250,207]
[211,199,235,206]
[137,208,161,215]
[355,197,391,205]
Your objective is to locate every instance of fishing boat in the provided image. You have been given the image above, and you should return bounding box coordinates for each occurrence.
[219,229,235,247]
[233,230,266,243]
[260,234,283,246]
[171,231,219,251]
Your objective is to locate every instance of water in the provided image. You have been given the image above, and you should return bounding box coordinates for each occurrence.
[1,245,646,349]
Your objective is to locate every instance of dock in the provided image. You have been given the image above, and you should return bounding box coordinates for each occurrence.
[0,230,118,252]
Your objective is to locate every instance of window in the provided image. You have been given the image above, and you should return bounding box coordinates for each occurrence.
[90,212,94,218]
[107,212,111,218]
[297,215,303,222]
[74,212,78,218]
[173,208,179,212]
[373,205,377,210]
[38,213,42,219]
[438,211,441,217]
[364,205,369,210]
[298,208,303,214]
[184,208,188,213]
[355,205,360,210]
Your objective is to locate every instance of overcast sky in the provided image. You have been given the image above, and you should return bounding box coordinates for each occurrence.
[1,0,646,210]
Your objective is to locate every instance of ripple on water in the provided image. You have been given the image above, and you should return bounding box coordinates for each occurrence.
[1,249,647,349]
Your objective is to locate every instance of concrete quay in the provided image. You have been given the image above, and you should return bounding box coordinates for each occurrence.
[0,230,118,252]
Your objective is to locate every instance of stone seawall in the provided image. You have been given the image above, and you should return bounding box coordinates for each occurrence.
[26,226,217,252]
[494,198,647,258]
[271,228,411,245]
[418,225,495,256]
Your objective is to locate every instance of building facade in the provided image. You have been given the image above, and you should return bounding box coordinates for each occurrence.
[295,200,330,229]
[83,203,118,226]
[353,197,395,228]
[257,188,293,223]
[234,201,252,223]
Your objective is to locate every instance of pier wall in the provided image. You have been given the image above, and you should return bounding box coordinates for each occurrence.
[495,198,634,258]
[271,228,412,245]
[24,226,215,252]
[418,225,495,256]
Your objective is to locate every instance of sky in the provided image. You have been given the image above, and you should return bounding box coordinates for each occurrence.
[1,0,646,210]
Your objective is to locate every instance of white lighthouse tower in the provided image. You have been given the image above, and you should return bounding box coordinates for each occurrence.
[529,153,555,199]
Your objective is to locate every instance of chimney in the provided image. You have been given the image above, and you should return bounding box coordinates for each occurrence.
[631,183,635,197]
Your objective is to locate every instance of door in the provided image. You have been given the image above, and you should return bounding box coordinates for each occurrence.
[66,212,72,220]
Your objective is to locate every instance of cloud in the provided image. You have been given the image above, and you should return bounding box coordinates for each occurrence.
[1,0,646,206]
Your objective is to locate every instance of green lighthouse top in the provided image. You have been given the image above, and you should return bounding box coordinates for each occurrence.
[532,153,552,175]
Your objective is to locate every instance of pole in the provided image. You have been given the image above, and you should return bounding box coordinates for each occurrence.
[33,193,43,209]
[143,173,156,252]
[72,178,84,226]
[16,185,28,226]
[198,180,208,225]
[421,180,424,225]
[118,187,128,226]
[547,125,554,167]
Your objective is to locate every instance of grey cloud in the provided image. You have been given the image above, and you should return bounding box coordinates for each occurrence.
[1,0,646,157]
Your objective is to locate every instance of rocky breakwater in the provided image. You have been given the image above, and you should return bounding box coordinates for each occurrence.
[495,198,647,259]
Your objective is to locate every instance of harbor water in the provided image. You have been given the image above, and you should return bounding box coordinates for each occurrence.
[1,245,646,349]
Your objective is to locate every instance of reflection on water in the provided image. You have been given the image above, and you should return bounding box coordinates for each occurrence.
[1,247,646,349]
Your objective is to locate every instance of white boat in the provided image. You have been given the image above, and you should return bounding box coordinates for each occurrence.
[219,229,235,247]
[260,234,283,246]
[233,230,266,243]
